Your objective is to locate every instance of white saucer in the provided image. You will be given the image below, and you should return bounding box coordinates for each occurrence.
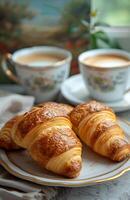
[61,74,130,112]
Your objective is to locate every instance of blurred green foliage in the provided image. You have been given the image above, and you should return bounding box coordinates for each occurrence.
[62,0,90,36]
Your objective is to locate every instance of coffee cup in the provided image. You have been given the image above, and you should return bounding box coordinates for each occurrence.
[78,49,130,102]
[2,46,72,102]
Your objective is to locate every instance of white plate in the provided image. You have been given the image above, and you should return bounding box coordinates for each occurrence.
[0,120,130,187]
[61,74,130,112]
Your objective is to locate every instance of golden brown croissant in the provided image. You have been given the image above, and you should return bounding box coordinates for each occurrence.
[70,101,130,161]
[3,102,82,178]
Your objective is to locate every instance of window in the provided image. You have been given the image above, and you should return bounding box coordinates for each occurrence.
[92,0,130,26]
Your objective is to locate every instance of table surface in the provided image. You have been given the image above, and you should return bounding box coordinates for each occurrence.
[0,84,130,200]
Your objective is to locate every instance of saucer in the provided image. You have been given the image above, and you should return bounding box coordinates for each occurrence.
[61,74,130,112]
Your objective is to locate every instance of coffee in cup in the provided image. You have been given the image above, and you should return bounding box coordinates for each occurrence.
[15,53,65,67]
[83,54,129,68]
[79,49,130,102]
[2,46,72,102]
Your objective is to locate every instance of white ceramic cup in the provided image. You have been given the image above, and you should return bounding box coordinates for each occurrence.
[79,49,130,102]
[2,46,72,102]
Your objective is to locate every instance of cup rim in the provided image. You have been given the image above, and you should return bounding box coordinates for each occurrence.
[11,46,72,71]
[78,48,130,70]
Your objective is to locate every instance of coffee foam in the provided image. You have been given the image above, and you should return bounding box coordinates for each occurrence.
[15,53,65,67]
[84,54,129,68]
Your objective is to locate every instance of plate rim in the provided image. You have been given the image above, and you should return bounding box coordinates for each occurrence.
[0,149,130,187]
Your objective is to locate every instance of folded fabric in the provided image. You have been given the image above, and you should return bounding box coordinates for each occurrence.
[0,188,57,200]
[0,90,34,127]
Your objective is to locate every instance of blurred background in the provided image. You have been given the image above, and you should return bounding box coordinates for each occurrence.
[0,0,130,83]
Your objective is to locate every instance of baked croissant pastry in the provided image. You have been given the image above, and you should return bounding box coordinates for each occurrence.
[0,116,21,150]
[0,102,82,178]
[70,101,130,161]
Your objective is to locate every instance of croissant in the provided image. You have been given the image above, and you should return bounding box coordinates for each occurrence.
[70,101,130,161]
[0,102,82,178]
[0,116,21,150]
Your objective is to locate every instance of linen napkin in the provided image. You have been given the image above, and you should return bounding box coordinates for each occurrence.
[0,90,34,127]
[0,90,58,200]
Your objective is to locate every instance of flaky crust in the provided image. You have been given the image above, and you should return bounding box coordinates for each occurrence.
[0,116,20,150]
[70,101,130,161]
[17,102,73,138]
[70,101,112,129]
[29,117,82,178]
[11,102,82,178]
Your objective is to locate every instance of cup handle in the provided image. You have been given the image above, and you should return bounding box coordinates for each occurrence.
[2,53,19,83]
